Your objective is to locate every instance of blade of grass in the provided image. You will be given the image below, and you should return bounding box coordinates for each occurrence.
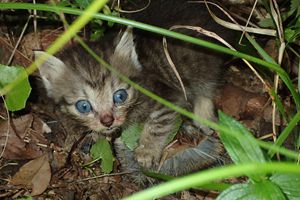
[256,139,298,159]
[144,171,231,191]
[268,110,300,158]
[298,59,300,94]
[270,89,289,121]
[122,162,300,200]
[246,34,293,116]
[1,3,299,107]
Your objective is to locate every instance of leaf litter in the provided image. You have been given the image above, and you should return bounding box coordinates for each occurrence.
[0,113,49,160]
[10,154,51,196]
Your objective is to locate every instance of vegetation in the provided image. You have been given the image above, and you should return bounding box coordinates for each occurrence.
[0,0,299,199]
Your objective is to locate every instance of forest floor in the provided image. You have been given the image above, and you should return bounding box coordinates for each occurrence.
[0,1,298,199]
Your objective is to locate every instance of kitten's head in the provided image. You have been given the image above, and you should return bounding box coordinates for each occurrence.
[35,28,142,135]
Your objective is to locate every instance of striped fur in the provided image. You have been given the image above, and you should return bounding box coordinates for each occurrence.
[36,0,234,169]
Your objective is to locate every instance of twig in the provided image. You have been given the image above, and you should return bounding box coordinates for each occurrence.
[258,133,273,140]
[239,0,259,44]
[162,37,188,100]
[23,139,48,148]
[0,162,18,171]
[50,0,69,31]
[0,114,6,120]
[230,12,259,28]
[270,0,286,150]
[189,1,276,36]
[68,171,136,183]
[33,0,38,44]
[0,37,31,64]
[6,16,31,65]
[115,0,151,13]
[0,96,10,159]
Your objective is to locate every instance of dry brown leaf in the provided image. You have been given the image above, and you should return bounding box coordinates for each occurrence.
[0,114,48,160]
[10,154,51,196]
[11,114,33,138]
[215,84,268,120]
[215,84,248,119]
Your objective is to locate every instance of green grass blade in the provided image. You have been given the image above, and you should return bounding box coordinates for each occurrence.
[256,140,298,160]
[247,34,298,115]
[144,171,231,191]
[245,34,276,64]
[268,110,300,158]
[298,59,300,95]
[122,162,300,200]
[270,89,289,121]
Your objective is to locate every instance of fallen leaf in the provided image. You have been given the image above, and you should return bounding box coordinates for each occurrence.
[215,84,268,120]
[10,154,51,196]
[11,114,33,138]
[0,114,48,159]
[215,84,249,119]
[244,96,268,118]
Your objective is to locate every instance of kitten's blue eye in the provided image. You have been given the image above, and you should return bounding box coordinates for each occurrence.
[113,89,128,104]
[75,100,92,113]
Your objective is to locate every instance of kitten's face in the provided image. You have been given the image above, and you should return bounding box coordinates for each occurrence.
[61,73,137,135]
[35,29,141,135]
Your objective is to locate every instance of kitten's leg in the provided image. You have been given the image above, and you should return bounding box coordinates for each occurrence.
[135,107,179,169]
[193,96,216,134]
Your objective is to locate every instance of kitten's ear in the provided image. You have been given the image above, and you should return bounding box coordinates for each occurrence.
[34,51,67,95]
[114,27,142,70]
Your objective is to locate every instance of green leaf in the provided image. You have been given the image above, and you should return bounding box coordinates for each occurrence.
[90,28,105,41]
[285,28,300,43]
[0,64,31,111]
[218,111,266,164]
[121,123,143,150]
[268,110,300,158]
[217,181,286,200]
[102,4,111,15]
[270,173,300,200]
[258,17,275,28]
[218,111,266,181]
[291,0,300,16]
[107,10,120,27]
[74,0,92,9]
[90,138,114,173]
[245,34,276,64]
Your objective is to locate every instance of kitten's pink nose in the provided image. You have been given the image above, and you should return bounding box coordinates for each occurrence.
[100,114,114,127]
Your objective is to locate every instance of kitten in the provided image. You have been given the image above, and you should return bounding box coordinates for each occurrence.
[35,0,234,169]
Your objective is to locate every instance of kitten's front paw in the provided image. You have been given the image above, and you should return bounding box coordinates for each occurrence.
[134,145,161,169]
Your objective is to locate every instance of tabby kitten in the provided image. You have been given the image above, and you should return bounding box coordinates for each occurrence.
[35,0,233,169]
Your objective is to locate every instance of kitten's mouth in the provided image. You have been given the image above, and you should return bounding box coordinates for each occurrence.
[101,126,119,136]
